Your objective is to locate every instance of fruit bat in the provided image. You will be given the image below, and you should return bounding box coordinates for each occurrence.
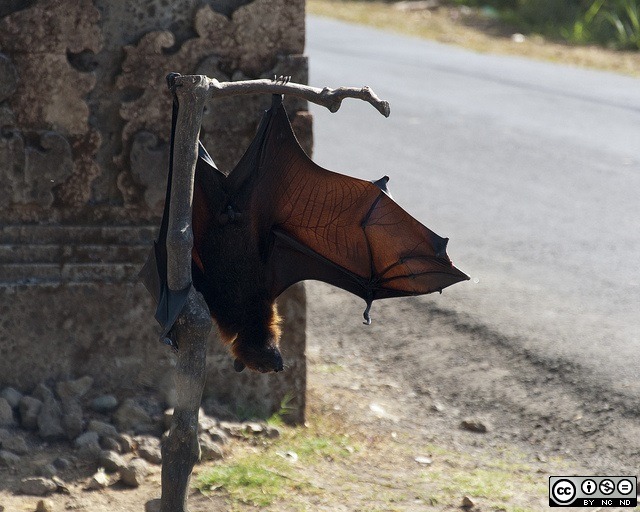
[141,93,469,374]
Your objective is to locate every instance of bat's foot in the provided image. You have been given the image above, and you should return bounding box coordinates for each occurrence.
[272,74,292,85]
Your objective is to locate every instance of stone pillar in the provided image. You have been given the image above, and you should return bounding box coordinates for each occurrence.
[0,0,308,423]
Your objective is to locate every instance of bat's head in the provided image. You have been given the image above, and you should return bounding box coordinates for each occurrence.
[231,304,284,373]
[232,341,284,373]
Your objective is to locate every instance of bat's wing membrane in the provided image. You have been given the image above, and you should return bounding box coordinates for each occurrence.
[254,98,469,314]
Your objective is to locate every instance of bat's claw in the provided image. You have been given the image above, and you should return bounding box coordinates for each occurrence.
[363,301,373,325]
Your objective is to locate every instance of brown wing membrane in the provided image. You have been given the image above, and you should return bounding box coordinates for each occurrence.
[254,100,469,321]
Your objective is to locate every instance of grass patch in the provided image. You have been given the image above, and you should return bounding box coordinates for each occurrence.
[198,462,294,507]
[195,409,359,508]
[416,442,552,510]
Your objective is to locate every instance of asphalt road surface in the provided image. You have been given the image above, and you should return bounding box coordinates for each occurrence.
[306,16,640,398]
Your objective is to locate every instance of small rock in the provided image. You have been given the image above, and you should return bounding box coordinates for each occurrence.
[431,401,445,412]
[52,457,72,470]
[145,499,161,512]
[276,450,298,462]
[61,399,84,440]
[265,425,281,439]
[90,394,118,413]
[1,432,28,455]
[207,427,229,445]
[74,431,101,459]
[0,387,23,409]
[35,499,55,512]
[0,398,15,427]
[198,410,218,432]
[243,422,264,435]
[460,418,489,434]
[100,436,122,453]
[19,477,57,496]
[120,458,149,487]
[38,396,65,439]
[114,399,154,434]
[55,376,93,401]
[37,463,58,478]
[87,419,119,439]
[32,383,55,403]
[414,456,432,465]
[86,468,110,490]
[75,431,99,448]
[219,421,244,438]
[198,434,223,462]
[136,435,162,464]
[118,433,136,453]
[0,449,20,467]
[462,495,475,508]
[52,475,70,494]
[99,450,127,473]
[19,396,42,430]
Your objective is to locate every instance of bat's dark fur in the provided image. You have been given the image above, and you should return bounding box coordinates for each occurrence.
[191,189,284,373]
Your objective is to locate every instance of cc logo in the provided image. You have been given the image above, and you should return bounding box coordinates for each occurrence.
[551,479,576,504]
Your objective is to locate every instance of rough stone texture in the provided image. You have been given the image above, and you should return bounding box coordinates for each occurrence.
[19,396,42,430]
[87,420,119,439]
[0,449,20,467]
[19,477,57,496]
[74,431,101,459]
[56,376,93,401]
[114,399,156,434]
[61,399,84,440]
[36,499,55,512]
[0,0,308,423]
[0,398,15,426]
[98,450,127,473]
[90,394,119,413]
[0,0,103,211]
[1,432,28,455]
[37,396,65,440]
[87,468,110,490]
[120,457,149,487]
[136,435,162,464]
[198,433,224,461]
[0,386,23,408]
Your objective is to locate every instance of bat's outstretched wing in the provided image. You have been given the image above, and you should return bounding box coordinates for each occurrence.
[246,96,469,322]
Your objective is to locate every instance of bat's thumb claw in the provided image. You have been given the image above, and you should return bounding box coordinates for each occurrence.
[363,301,373,325]
[233,358,246,372]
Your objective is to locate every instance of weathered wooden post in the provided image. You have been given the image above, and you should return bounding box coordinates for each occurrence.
[157,72,389,511]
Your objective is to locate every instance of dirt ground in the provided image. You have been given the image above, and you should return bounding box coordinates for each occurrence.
[1,281,639,511]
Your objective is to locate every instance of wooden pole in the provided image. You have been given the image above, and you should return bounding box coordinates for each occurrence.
[161,74,211,512]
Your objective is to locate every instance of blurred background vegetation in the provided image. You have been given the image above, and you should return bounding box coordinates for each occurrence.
[451,0,639,49]
[322,0,640,50]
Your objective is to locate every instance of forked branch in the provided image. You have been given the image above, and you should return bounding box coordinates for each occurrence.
[171,74,391,117]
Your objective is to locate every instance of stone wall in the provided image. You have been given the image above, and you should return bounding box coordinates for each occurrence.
[0,0,309,423]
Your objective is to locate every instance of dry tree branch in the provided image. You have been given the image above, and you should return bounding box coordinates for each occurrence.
[203,76,391,117]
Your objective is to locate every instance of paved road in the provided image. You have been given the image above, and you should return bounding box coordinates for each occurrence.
[306,16,640,397]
